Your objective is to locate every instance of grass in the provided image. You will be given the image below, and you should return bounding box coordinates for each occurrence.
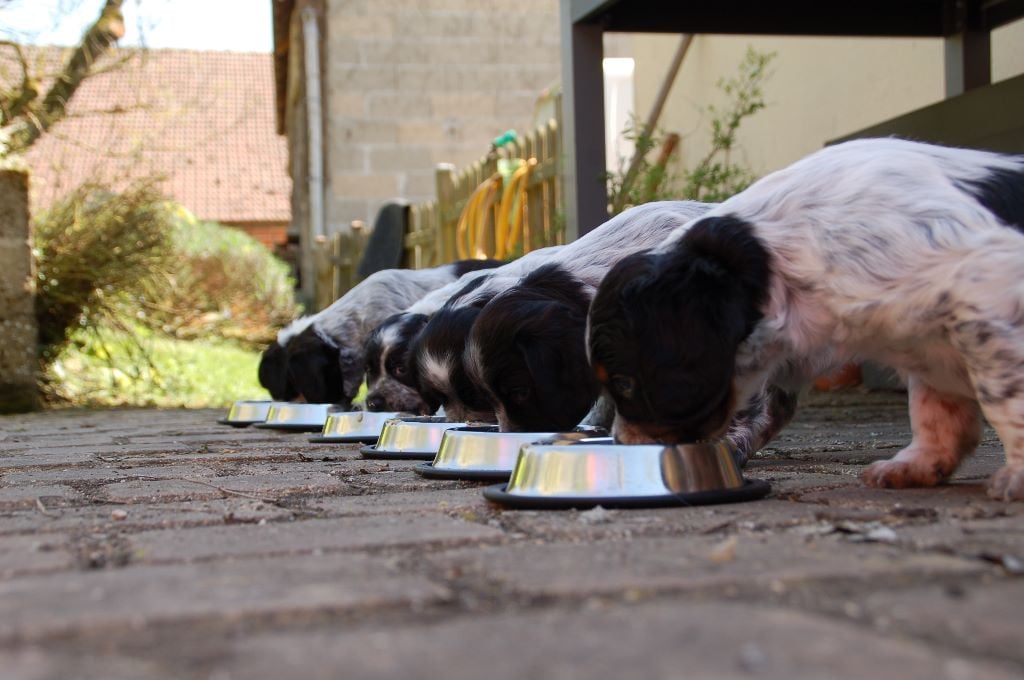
[47,323,268,408]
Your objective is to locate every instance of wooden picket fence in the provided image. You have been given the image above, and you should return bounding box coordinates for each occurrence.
[311,112,563,308]
[404,116,564,269]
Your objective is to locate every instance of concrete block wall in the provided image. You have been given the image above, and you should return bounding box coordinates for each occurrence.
[0,169,38,412]
[323,0,561,232]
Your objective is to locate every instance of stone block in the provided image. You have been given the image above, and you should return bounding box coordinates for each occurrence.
[329,173,399,199]
[368,145,434,174]
[0,170,37,414]
[366,92,434,118]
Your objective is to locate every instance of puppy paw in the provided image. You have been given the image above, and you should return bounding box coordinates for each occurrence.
[988,464,1024,501]
[862,459,948,489]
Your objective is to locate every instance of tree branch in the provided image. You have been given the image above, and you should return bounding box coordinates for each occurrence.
[0,39,39,126]
[4,0,125,154]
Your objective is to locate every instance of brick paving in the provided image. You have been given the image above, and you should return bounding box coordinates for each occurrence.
[1,391,1022,679]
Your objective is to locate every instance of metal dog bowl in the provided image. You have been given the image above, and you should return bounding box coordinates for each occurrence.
[483,439,770,509]
[308,410,405,444]
[217,400,273,427]
[415,427,608,481]
[360,417,470,460]
[254,402,333,432]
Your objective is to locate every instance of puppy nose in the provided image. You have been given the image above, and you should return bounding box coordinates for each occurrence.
[365,396,383,411]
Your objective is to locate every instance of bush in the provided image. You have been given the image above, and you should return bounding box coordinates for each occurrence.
[606,47,776,214]
[33,180,298,407]
[139,208,299,347]
[33,179,173,360]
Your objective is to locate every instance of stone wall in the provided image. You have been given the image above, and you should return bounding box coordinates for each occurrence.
[321,0,561,233]
[0,169,38,413]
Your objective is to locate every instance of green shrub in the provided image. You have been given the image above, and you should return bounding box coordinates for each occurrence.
[606,47,776,214]
[33,179,173,360]
[139,208,299,347]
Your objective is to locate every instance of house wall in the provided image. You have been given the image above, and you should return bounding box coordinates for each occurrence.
[629,19,1024,180]
[321,0,561,234]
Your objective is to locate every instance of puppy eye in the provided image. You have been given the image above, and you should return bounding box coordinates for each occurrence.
[507,386,531,404]
[611,375,635,399]
[392,364,406,377]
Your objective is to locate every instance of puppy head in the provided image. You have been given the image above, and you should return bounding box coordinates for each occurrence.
[364,313,432,413]
[411,302,496,422]
[587,215,772,444]
[468,264,599,432]
[285,326,361,408]
[258,341,299,400]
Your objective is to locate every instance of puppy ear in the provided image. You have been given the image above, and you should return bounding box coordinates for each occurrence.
[258,343,297,400]
[338,346,365,401]
[287,346,333,404]
[674,215,772,322]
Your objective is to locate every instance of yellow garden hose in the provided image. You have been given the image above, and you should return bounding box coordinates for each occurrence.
[455,157,538,260]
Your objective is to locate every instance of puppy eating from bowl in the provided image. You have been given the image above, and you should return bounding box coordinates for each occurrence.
[258,259,500,408]
[587,138,1024,500]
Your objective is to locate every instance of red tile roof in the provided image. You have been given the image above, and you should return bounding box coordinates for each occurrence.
[10,47,291,224]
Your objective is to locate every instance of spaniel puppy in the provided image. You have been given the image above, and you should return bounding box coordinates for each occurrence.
[405,246,565,421]
[258,259,499,407]
[587,138,1024,500]
[465,201,713,433]
[363,262,502,413]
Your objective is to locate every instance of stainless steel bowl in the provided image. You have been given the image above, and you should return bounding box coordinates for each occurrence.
[483,439,770,509]
[360,417,470,460]
[254,402,333,432]
[217,400,273,427]
[415,427,608,481]
[308,410,405,443]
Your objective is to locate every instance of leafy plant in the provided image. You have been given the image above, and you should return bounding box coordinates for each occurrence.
[33,179,173,360]
[606,47,776,213]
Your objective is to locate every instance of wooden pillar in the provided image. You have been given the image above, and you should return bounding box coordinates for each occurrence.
[944,29,991,97]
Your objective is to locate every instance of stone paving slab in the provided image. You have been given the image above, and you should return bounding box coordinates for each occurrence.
[0,390,1022,679]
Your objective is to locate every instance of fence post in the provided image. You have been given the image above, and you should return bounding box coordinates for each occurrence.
[0,170,39,413]
[435,164,457,263]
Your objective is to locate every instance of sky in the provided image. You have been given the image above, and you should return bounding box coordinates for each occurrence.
[0,0,273,52]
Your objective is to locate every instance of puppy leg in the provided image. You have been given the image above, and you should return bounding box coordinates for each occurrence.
[862,377,980,489]
[726,385,800,467]
[970,363,1024,501]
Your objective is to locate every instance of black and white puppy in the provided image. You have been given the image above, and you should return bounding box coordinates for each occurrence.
[588,138,1024,500]
[258,259,499,407]
[465,201,713,432]
[406,246,565,421]
[363,262,502,412]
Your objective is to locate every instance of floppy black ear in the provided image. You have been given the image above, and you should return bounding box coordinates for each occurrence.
[258,343,297,400]
[674,215,772,332]
[286,328,347,404]
[337,346,366,402]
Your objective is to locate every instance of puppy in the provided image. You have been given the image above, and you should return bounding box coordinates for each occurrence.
[406,246,565,421]
[587,138,1024,500]
[258,259,499,407]
[465,201,713,432]
[363,263,502,412]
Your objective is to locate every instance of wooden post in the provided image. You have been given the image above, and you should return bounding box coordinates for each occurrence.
[435,164,457,263]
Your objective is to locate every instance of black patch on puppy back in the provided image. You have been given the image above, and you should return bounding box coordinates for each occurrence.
[472,264,599,431]
[588,214,772,440]
[450,258,504,277]
[258,342,297,400]
[286,326,347,405]
[958,162,1024,234]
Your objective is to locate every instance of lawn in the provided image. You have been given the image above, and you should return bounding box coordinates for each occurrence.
[47,323,268,408]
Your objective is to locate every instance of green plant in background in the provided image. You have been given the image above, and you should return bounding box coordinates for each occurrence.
[34,180,299,407]
[33,179,173,361]
[606,47,776,213]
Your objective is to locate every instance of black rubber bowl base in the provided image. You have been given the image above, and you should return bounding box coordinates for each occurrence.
[307,434,379,444]
[359,445,436,461]
[216,419,260,428]
[413,463,510,482]
[252,423,325,433]
[482,478,771,510]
